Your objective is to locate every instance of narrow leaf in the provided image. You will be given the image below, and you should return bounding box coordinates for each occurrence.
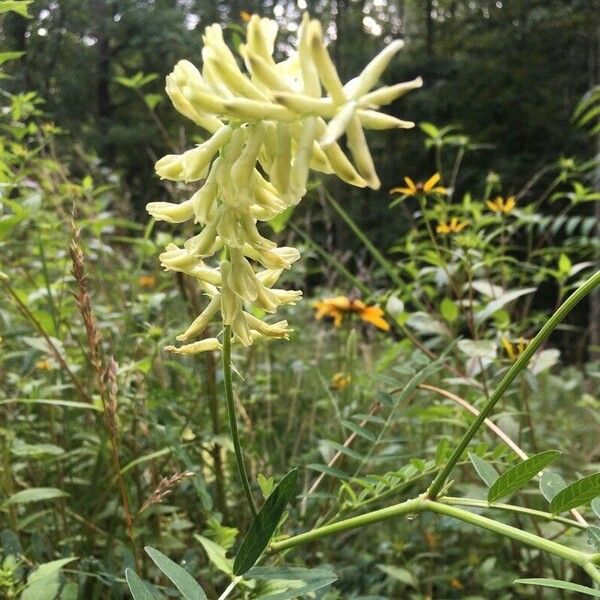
[233,469,298,575]
[592,497,600,519]
[145,547,206,600]
[488,451,560,503]
[550,473,600,514]
[539,471,567,502]
[125,569,157,600]
[5,487,68,505]
[515,578,600,597]
[469,453,499,488]
[255,577,337,600]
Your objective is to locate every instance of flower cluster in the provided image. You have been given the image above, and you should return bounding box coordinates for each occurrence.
[150,14,420,353]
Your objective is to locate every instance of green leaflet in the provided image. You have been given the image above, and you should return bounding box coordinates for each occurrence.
[145,547,207,600]
[488,450,560,503]
[550,472,600,514]
[539,470,567,502]
[125,569,157,600]
[468,453,499,488]
[233,469,298,575]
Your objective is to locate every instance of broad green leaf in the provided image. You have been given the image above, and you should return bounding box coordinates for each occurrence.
[248,565,338,600]
[21,557,76,600]
[5,487,68,505]
[488,450,560,503]
[0,51,25,66]
[515,578,600,597]
[539,471,566,502]
[469,453,499,487]
[0,1,33,17]
[377,564,417,587]
[587,525,600,551]
[591,497,600,518]
[255,577,338,600]
[125,569,157,600]
[145,547,206,600]
[550,473,600,514]
[233,469,298,575]
[439,297,459,322]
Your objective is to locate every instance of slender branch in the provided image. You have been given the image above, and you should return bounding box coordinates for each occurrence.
[438,497,586,531]
[222,326,257,517]
[427,269,600,499]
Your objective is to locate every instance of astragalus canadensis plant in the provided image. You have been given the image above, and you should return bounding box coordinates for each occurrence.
[125,13,600,600]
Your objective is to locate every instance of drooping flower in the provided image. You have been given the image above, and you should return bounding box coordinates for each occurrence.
[152,15,417,353]
[313,296,390,331]
[390,172,446,198]
[436,217,469,235]
[487,195,516,214]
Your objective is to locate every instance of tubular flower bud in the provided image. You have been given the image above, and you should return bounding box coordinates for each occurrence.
[151,14,419,354]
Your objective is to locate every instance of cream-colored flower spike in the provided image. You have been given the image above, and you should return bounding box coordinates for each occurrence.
[152,13,420,354]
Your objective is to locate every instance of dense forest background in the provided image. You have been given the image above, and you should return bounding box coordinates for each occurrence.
[2,0,599,244]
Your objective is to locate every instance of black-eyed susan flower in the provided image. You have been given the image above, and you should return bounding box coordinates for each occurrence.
[487,195,516,214]
[331,372,352,390]
[436,217,469,235]
[390,172,446,198]
[138,275,156,288]
[501,337,528,361]
[313,296,390,331]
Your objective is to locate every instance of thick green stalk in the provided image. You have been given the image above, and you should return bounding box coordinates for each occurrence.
[222,326,257,517]
[427,269,600,499]
[426,500,594,570]
[323,188,405,290]
[270,495,600,584]
[270,497,426,552]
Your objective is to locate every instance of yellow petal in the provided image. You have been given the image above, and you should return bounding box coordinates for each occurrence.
[423,172,441,191]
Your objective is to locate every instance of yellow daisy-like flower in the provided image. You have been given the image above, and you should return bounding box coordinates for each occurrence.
[240,10,252,23]
[500,337,528,361]
[138,275,156,288]
[35,358,53,371]
[436,217,469,235]
[487,195,516,214]
[313,296,390,331]
[331,372,352,390]
[390,172,446,197]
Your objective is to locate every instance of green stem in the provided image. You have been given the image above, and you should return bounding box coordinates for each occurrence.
[222,326,257,517]
[270,497,426,552]
[426,500,592,568]
[323,188,405,290]
[427,269,600,499]
[439,496,586,531]
[270,495,599,582]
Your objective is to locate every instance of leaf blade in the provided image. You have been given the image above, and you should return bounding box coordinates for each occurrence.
[550,473,600,514]
[233,469,298,575]
[145,547,207,600]
[488,451,560,503]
